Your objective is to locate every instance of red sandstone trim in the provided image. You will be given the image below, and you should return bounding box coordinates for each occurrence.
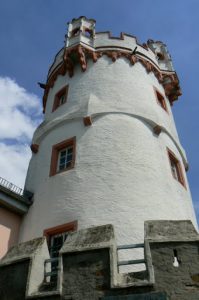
[83,116,92,126]
[49,137,76,177]
[43,220,78,244]
[52,85,68,112]
[30,144,39,153]
[167,148,186,189]
[153,87,168,113]
[42,45,181,112]
[153,125,162,136]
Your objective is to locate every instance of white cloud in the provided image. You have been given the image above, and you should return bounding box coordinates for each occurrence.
[0,76,42,188]
[0,143,31,188]
[0,77,42,140]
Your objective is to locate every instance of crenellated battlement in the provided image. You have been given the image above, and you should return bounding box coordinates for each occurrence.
[42,17,181,113]
[48,32,173,79]
[21,16,197,258]
[66,16,96,49]
[147,39,174,71]
[1,221,199,300]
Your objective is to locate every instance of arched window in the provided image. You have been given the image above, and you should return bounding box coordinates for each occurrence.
[83,27,93,38]
[71,27,81,37]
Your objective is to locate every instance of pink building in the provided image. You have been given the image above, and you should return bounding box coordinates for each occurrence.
[0,177,32,258]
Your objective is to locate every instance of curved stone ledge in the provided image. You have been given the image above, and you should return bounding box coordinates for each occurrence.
[32,111,188,168]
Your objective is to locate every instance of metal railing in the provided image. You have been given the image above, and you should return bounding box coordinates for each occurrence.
[0,176,23,196]
[44,257,59,282]
[117,243,145,267]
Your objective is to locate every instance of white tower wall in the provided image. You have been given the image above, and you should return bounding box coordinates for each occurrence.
[20,48,197,245]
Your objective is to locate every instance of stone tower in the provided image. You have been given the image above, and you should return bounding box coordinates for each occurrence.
[19,16,197,249]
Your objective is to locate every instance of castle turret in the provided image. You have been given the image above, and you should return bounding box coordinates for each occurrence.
[19,17,197,255]
[66,16,96,48]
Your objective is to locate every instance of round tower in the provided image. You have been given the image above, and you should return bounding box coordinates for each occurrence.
[20,17,197,247]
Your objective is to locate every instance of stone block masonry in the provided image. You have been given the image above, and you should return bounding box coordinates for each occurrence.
[0,221,199,299]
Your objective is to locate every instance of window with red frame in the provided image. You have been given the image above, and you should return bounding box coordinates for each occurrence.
[52,85,68,112]
[43,221,77,282]
[167,149,186,188]
[154,88,168,112]
[49,137,76,176]
[44,221,77,257]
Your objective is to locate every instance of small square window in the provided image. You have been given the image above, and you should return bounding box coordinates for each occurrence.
[50,137,76,176]
[52,85,68,112]
[154,88,168,112]
[167,148,186,188]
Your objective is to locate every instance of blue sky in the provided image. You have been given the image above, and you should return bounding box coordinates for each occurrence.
[0,0,199,220]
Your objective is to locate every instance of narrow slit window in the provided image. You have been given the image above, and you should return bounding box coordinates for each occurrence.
[83,27,93,38]
[154,88,168,112]
[71,27,80,37]
[173,249,180,267]
[167,148,186,188]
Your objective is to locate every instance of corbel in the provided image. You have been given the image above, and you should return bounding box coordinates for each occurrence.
[83,116,92,127]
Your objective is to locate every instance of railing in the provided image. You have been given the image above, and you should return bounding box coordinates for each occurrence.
[117,243,145,267]
[44,257,59,282]
[0,176,23,196]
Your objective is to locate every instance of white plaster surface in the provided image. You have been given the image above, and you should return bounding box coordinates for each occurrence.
[49,26,170,80]
[66,17,95,49]
[44,58,179,141]
[20,53,197,248]
[26,238,50,297]
[94,33,158,65]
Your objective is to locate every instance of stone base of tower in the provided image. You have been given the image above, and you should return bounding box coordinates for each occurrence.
[1,220,199,300]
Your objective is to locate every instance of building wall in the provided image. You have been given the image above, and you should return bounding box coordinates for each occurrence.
[44,58,180,141]
[2,222,199,300]
[19,56,197,244]
[0,206,22,258]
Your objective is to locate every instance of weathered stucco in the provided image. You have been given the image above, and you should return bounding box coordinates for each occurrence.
[20,52,197,246]
[19,18,197,247]
[0,206,22,258]
[1,222,199,299]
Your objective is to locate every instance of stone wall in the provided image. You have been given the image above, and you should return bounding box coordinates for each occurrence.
[0,222,199,299]
[62,249,110,300]
[151,242,199,299]
[0,259,29,300]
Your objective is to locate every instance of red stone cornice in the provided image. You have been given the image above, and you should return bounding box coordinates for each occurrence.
[42,45,181,112]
